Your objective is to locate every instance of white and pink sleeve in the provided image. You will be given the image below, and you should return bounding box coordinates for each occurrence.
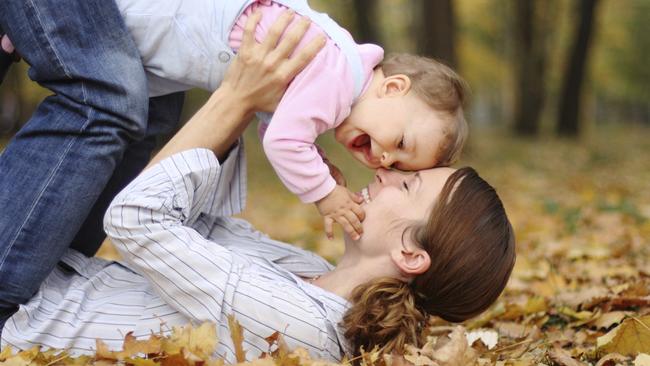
[229,2,382,203]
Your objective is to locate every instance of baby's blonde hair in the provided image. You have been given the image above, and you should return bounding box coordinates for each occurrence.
[380,54,469,166]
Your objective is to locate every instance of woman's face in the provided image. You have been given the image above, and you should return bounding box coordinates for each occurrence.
[354,167,455,257]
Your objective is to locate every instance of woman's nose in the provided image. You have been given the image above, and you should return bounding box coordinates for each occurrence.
[375,167,400,185]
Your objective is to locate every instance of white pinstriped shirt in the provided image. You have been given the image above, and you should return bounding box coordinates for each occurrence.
[1,144,352,361]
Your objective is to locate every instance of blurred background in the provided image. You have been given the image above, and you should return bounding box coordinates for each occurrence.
[0,0,648,262]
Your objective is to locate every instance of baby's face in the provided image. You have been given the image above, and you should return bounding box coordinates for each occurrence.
[335,93,447,170]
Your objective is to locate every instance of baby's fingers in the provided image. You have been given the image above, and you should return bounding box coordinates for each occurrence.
[351,203,365,222]
[348,190,364,205]
[324,216,334,240]
[340,211,363,240]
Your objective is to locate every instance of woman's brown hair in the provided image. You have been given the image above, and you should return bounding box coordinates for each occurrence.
[342,167,515,358]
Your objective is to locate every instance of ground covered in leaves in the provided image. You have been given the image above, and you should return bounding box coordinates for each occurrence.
[4,125,650,365]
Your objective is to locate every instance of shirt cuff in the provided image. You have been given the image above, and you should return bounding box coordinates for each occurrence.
[157,142,247,223]
[298,176,337,203]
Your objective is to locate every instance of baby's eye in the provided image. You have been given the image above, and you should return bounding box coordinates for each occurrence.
[402,181,409,191]
[397,136,404,149]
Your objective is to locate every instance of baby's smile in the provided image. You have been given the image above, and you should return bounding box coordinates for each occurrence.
[348,133,380,166]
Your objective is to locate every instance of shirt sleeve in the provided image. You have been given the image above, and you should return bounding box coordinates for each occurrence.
[103,147,247,323]
[103,147,345,360]
[262,42,354,203]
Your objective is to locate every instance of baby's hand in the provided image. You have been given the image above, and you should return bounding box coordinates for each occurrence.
[315,185,365,240]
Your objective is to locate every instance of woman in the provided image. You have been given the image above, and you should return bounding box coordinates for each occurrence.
[1,17,515,364]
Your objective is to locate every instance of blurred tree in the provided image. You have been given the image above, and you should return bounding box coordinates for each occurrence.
[512,0,556,137]
[414,0,457,68]
[557,0,600,137]
[351,0,381,44]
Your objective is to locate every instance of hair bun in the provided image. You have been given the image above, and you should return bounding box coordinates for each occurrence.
[342,277,425,358]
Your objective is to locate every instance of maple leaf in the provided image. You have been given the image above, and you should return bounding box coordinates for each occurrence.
[161,321,218,361]
[597,315,650,356]
[0,346,39,366]
[123,332,162,356]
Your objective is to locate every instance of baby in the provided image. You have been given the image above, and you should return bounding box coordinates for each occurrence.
[0,0,468,240]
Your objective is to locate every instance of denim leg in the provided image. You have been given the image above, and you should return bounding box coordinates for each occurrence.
[0,0,149,328]
[70,92,186,256]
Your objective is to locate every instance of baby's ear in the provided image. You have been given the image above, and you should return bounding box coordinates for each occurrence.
[380,74,412,97]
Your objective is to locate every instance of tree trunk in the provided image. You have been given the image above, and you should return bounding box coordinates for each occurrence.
[351,0,381,45]
[415,0,457,68]
[557,0,600,137]
[513,1,553,137]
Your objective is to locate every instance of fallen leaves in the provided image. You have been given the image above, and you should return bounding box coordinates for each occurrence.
[404,326,478,366]
[1,323,221,366]
[597,316,650,356]
[228,314,247,363]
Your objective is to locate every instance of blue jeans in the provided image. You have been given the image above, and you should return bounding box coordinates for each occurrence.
[0,0,183,333]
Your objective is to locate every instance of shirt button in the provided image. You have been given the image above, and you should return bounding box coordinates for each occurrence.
[218,51,231,63]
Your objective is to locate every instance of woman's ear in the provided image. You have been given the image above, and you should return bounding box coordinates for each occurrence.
[378,74,412,98]
[390,243,430,277]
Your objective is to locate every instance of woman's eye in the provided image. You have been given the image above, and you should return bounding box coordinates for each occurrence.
[397,137,404,149]
[402,181,409,191]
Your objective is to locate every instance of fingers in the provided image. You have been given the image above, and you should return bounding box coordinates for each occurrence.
[261,10,295,53]
[350,202,365,221]
[324,217,334,240]
[270,16,311,60]
[336,212,362,241]
[350,191,363,205]
[241,9,263,53]
[280,35,325,80]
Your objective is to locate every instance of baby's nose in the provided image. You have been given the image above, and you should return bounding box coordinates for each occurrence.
[380,152,394,168]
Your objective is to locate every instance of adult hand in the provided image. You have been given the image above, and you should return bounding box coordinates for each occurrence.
[221,9,326,116]
[148,9,324,166]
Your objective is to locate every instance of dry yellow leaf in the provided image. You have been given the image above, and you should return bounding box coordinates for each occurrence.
[123,332,162,356]
[0,345,13,361]
[548,345,586,366]
[597,315,650,356]
[431,327,478,366]
[228,315,248,363]
[162,321,218,359]
[588,311,631,330]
